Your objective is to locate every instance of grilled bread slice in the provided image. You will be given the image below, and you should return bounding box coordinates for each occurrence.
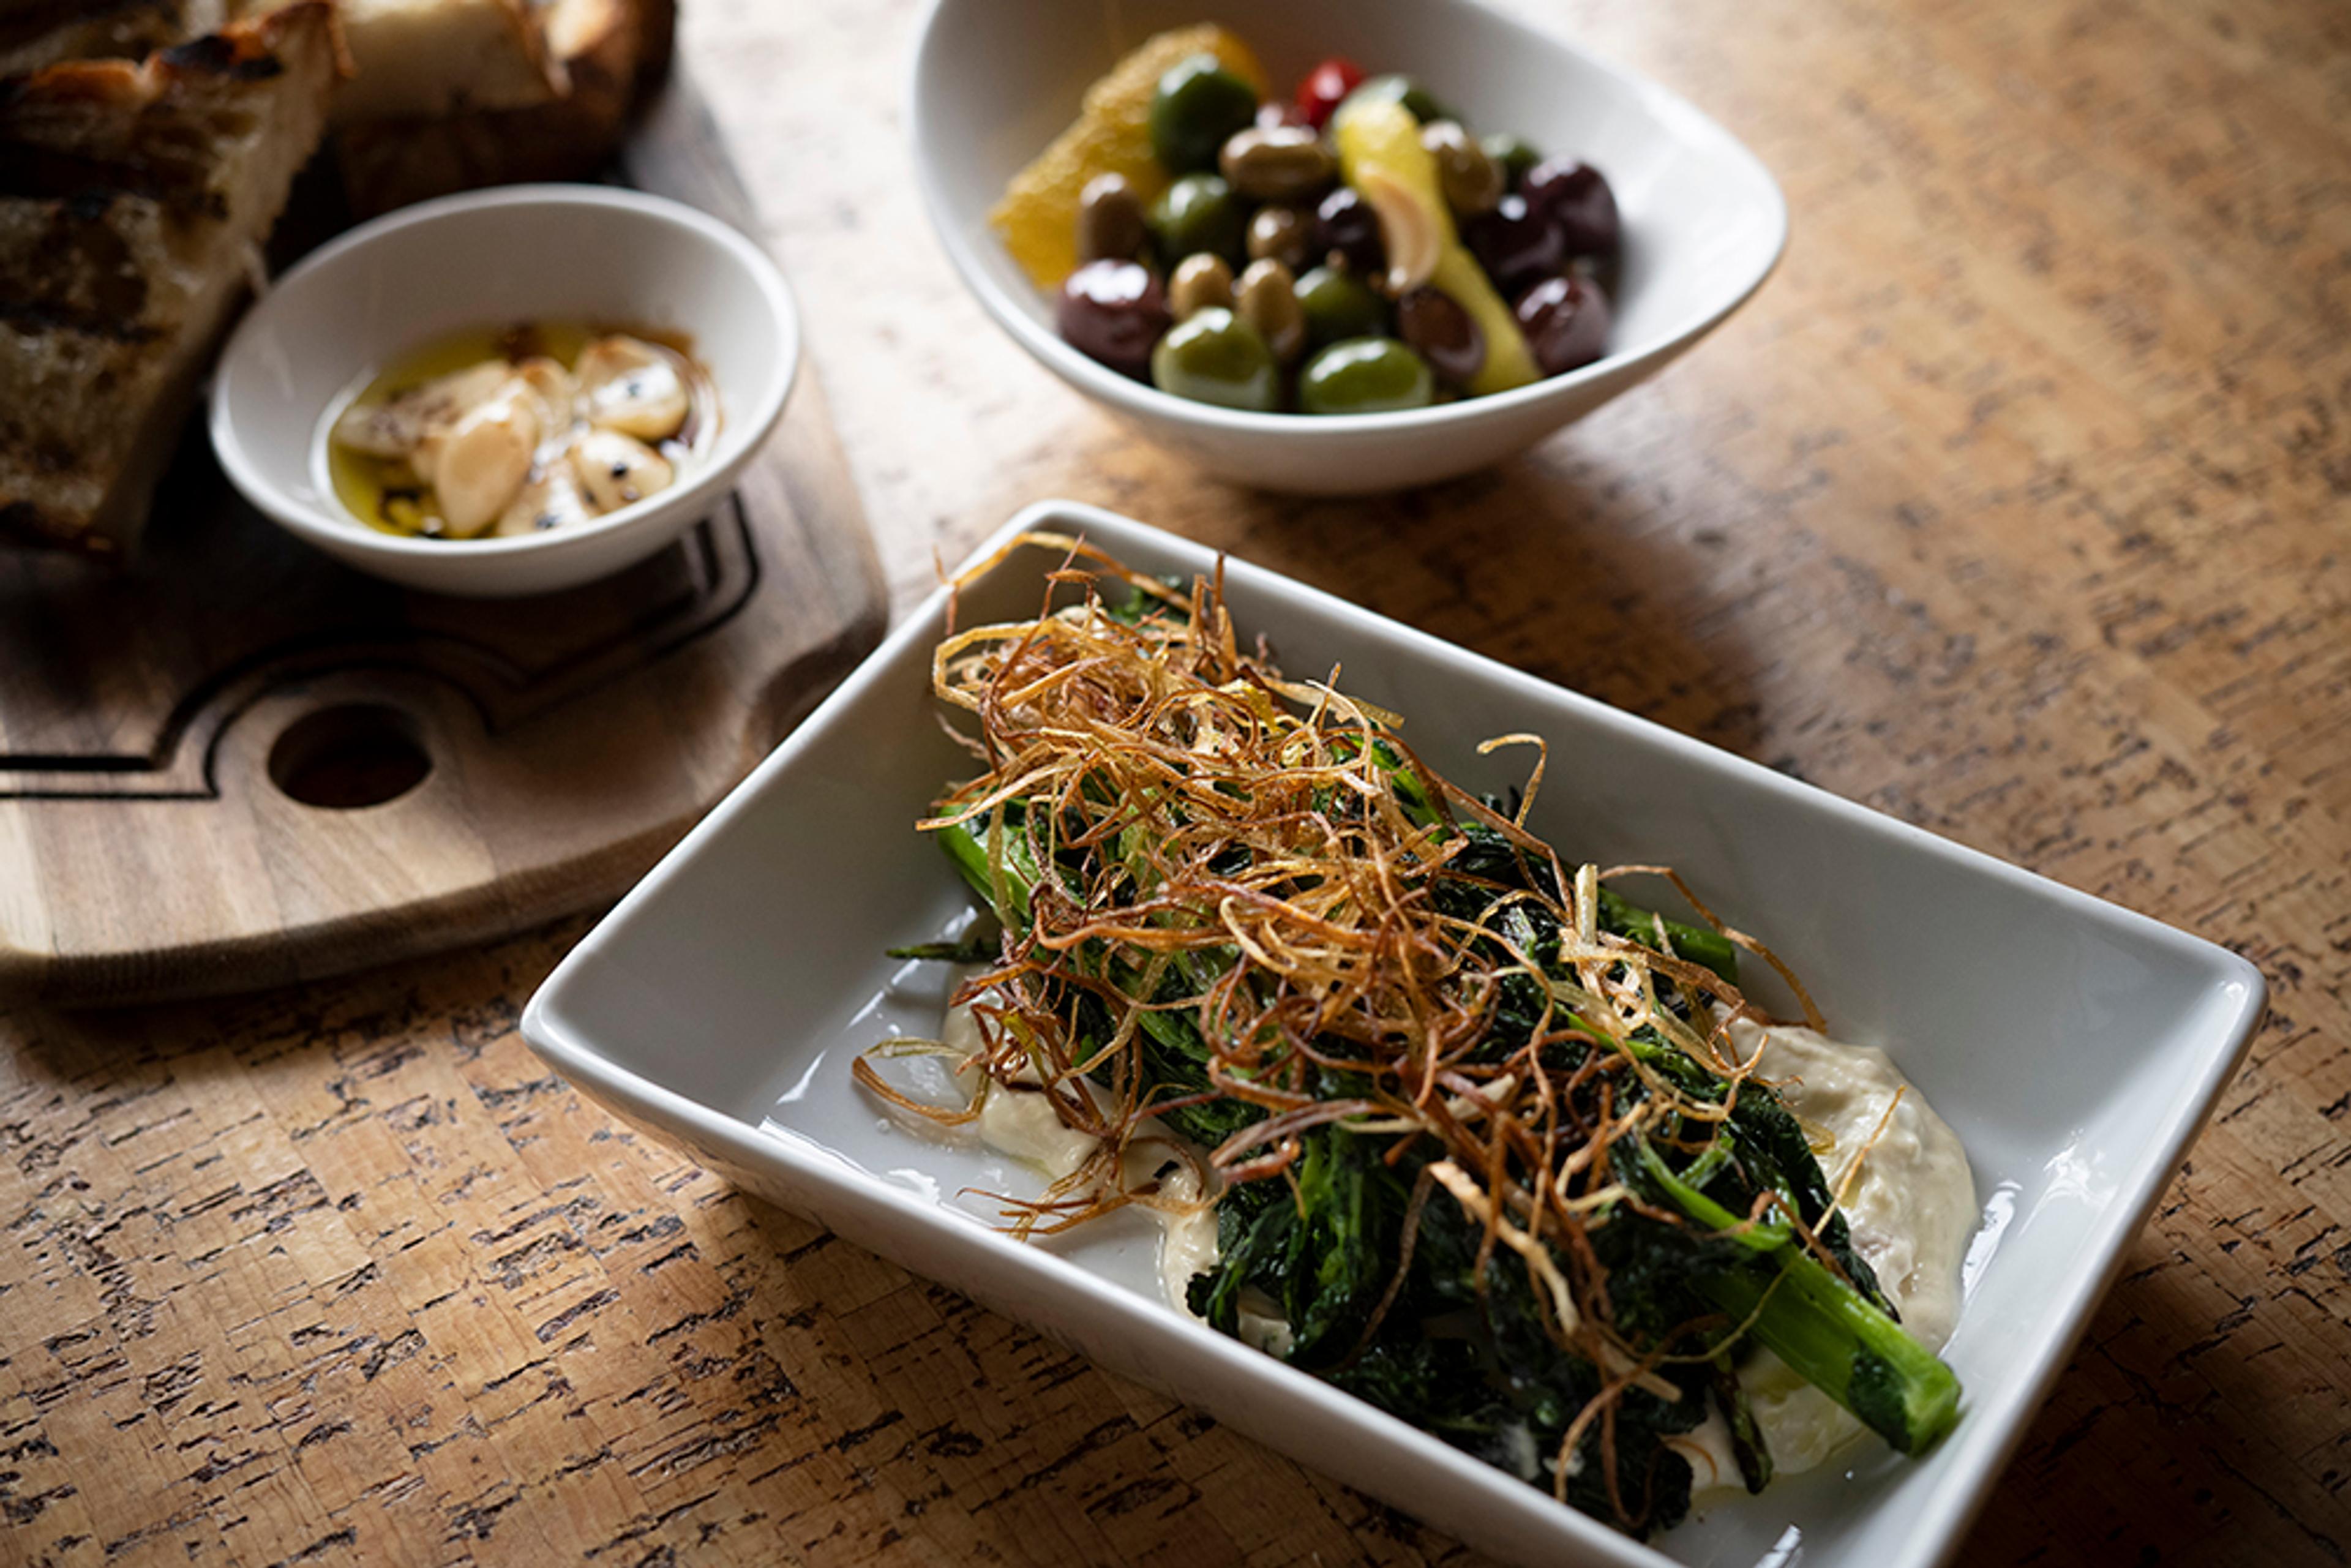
[336,0,672,217]
[0,0,340,555]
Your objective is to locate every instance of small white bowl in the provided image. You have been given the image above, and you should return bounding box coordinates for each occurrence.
[910,0,1787,494]
[523,501,2263,1568]
[211,185,798,599]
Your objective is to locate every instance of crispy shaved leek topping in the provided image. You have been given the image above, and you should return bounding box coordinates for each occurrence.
[918,532,1768,1158]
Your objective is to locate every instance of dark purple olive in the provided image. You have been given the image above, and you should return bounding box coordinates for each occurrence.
[1057,258,1171,378]
[1521,157,1620,261]
[1513,272,1611,377]
[1314,185,1384,274]
[1395,287,1484,386]
[1461,193,1564,295]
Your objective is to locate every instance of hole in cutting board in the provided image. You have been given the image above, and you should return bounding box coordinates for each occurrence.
[268,703,433,809]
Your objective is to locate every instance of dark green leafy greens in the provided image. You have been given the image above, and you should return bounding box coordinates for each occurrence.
[870,536,1961,1538]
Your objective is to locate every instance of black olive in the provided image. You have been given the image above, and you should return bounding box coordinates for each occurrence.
[1521,158,1621,261]
[1395,288,1485,386]
[1314,186,1384,276]
[1056,258,1172,379]
[1461,194,1564,295]
[1513,272,1612,377]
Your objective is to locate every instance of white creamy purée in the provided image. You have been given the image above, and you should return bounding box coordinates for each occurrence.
[1674,1016,1978,1490]
[939,984,1219,1308]
[935,989,1975,1491]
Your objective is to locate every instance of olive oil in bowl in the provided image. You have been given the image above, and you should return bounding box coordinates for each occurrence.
[324,321,721,541]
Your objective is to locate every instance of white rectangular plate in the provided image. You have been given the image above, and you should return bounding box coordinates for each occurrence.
[523,501,2263,1568]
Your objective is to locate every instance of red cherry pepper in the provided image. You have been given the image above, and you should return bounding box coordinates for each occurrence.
[1295,56,1367,130]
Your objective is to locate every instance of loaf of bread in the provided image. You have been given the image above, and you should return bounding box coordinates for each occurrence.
[332,0,560,122]
[336,0,673,217]
[0,1,341,555]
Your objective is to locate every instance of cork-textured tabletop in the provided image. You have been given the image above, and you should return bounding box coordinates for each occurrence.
[5,0,2346,1564]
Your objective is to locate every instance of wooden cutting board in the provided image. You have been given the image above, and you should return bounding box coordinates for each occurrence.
[0,73,887,1006]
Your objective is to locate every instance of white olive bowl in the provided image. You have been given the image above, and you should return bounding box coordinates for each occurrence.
[211,184,798,599]
[910,0,1786,494]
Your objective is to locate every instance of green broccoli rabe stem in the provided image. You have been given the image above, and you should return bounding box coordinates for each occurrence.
[1706,1351,1773,1494]
[1644,1150,1960,1455]
[1696,1251,1960,1455]
[939,815,1036,927]
[1593,887,1739,983]
[1633,1140,1788,1255]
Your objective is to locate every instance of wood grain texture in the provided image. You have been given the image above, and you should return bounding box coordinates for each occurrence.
[4,0,2349,1563]
[0,73,888,1006]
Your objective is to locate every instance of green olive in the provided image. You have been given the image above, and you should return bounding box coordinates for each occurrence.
[1150,307,1279,411]
[1423,121,1502,217]
[1149,173,1247,269]
[1481,132,1542,190]
[1340,73,1452,127]
[1168,252,1235,318]
[1295,264,1390,351]
[1297,337,1434,415]
[1217,124,1334,203]
[1234,258,1305,366]
[1149,54,1260,174]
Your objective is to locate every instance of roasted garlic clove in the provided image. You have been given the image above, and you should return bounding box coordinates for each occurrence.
[576,334,689,441]
[490,458,595,537]
[571,427,675,512]
[1352,165,1442,294]
[332,360,512,457]
[433,388,542,536]
[509,356,579,446]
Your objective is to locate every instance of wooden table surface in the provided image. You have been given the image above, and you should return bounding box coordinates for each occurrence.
[6,0,2348,1563]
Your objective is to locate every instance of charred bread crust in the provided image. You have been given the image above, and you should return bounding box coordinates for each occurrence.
[0,4,345,164]
[0,0,231,78]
